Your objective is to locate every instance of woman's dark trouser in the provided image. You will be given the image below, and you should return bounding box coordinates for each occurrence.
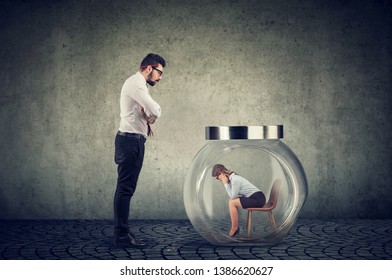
[113,133,145,236]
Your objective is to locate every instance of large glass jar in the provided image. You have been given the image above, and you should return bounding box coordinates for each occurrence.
[183,126,308,246]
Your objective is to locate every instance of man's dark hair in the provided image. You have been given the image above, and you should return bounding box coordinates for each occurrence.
[140,53,166,68]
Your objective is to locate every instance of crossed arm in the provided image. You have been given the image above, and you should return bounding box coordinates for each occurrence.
[141,108,157,124]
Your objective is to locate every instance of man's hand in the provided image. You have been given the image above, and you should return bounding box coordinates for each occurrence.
[141,107,156,124]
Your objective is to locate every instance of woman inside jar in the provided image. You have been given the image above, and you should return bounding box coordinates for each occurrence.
[212,164,266,237]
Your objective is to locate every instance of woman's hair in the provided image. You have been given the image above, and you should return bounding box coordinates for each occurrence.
[212,164,234,177]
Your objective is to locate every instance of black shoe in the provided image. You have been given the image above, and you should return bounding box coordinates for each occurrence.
[114,233,147,247]
[229,228,240,237]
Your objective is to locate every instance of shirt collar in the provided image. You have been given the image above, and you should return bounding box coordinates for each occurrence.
[136,71,145,81]
[136,71,150,87]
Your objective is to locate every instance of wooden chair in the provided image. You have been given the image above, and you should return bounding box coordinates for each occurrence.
[246,179,282,237]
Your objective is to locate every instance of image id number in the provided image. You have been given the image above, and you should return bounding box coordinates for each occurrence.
[213,266,273,276]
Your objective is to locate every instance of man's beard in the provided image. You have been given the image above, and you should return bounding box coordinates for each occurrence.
[146,72,157,86]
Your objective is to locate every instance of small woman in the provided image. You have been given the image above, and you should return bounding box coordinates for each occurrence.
[212,164,266,237]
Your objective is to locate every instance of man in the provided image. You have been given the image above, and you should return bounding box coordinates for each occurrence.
[113,53,166,247]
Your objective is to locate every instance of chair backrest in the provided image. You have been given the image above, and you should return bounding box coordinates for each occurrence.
[265,179,282,209]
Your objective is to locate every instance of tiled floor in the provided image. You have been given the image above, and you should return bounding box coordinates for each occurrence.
[0,219,391,260]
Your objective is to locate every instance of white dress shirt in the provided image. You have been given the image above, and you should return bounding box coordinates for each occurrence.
[118,71,161,137]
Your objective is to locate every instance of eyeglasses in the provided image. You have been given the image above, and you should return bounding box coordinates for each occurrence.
[140,64,163,77]
[152,66,163,77]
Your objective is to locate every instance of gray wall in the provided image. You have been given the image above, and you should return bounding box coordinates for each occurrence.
[1,0,391,219]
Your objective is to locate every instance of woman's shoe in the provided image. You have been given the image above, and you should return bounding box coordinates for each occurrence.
[229,228,240,237]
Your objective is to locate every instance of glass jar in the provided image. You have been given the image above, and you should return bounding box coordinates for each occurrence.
[183,126,308,246]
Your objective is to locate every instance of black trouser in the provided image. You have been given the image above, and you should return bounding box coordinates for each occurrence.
[113,132,146,236]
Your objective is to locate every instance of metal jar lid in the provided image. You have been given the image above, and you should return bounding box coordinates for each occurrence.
[205,125,283,140]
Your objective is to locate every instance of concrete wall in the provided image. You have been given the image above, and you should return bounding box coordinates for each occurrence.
[0,0,391,219]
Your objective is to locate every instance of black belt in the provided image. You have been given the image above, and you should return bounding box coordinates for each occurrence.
[117,131,146,141]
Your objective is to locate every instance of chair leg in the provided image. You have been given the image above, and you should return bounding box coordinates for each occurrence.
[247,210,252,237]
[268,211,277,230]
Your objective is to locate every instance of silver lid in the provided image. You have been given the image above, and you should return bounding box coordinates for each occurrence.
[206,125,283,140]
